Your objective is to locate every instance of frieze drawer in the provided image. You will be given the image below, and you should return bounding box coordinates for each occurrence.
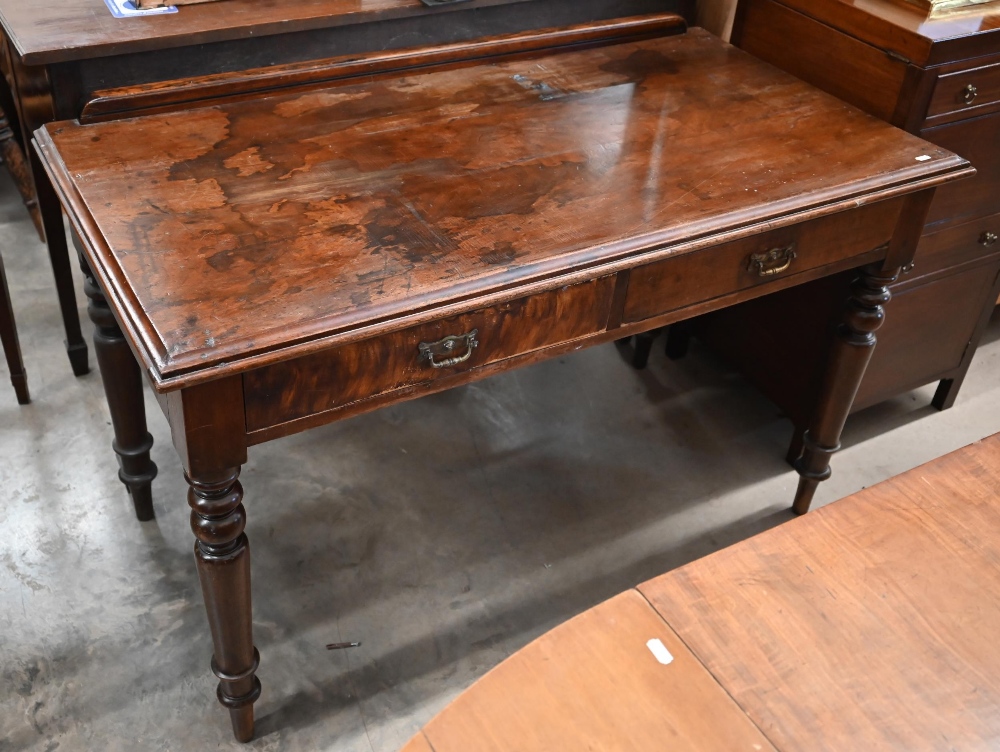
[622,198,904,324]
[928,60,1000,120]
[902,211,1000,284]
[244,276,615,432]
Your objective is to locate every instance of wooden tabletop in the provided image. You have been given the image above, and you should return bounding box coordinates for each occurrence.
[36,29,969,389]
[0,0,544,66]
[407,433,1000,750]
[406,590,775,752]
[641,432,1000,751]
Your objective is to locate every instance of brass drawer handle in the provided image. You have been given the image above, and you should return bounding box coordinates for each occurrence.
[748,245,797,277]
[960,83,978,105]
[418,329,478,368]
[981,231,998,247]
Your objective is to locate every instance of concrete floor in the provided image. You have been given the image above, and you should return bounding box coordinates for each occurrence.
[2,164,999,752]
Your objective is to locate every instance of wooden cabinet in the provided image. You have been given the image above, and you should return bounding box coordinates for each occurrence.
[692,0,1000,452]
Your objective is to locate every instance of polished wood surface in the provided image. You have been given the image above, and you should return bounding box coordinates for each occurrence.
[0,0,678,380]
[34,23,974,741]
[79,13,687,123]
[419,590,776,752]
[37,29,967,389]
[642,432,1000,751]
[400,732,435,752]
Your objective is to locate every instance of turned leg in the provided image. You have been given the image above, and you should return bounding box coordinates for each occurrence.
[31,150,89,375]
[0,252,29,404]
[786,425,805,467]
[792,264,897,514]
[80,256,157,520]
[188,467,260,742]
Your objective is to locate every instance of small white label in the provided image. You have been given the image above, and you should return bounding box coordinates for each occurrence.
[915,155,932,162]
[646,638,674,665]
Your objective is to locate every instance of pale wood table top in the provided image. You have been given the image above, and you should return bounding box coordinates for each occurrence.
[642,432,1000,751]
[405,590,775,752]
[407,433,1000,750]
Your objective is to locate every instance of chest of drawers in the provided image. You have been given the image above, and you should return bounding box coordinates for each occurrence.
[691,0,1000,459]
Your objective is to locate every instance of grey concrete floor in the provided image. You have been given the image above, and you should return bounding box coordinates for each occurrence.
[2,165,999,752]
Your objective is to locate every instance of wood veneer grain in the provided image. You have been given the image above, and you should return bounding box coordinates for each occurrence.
[641,433,1000,751]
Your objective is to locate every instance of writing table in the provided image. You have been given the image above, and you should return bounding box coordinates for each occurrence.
[33,18,972,742]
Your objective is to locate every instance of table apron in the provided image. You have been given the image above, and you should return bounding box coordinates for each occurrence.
[243,198,903,444]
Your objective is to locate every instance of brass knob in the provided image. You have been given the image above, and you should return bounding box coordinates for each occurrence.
[980,231,998,247]
[961,84,978,105]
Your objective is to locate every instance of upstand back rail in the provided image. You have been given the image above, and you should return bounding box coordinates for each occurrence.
[34,17,971,742]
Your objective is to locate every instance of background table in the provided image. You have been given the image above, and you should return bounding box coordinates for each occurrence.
[406,432,1000,750]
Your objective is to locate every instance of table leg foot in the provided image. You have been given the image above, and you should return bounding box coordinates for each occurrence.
[0,252,29,405]
[67,340,90,376]
[189,467,260,743]
[792,264,897,514]
[228,703,257,743]
[11,373,29,404]
[81,256,157,519]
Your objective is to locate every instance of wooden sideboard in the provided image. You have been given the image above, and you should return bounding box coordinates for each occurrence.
[686,0,1000,462]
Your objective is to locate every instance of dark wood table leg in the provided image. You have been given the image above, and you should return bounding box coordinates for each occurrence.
[171,377,258,742]
[4,47,89,376]
[791,189,934,515]
[0,108,43,241]
[79,256,157,520]
[792,265,898,514]
[32,150,89,376]
[631,329,658,369]
[189,466,259,742]
[0,251,29,404]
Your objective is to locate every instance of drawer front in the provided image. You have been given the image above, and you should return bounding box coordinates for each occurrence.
[928,62,1000,119]
[622,198,903,324]
[245,277,615,431]
[904,212,1000,282]
[856,261,1000,408]
[923,112,1000,227]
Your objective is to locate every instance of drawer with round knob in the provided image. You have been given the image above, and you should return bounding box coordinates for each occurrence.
[928,61,1000,120]
[901,212,1000,285]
